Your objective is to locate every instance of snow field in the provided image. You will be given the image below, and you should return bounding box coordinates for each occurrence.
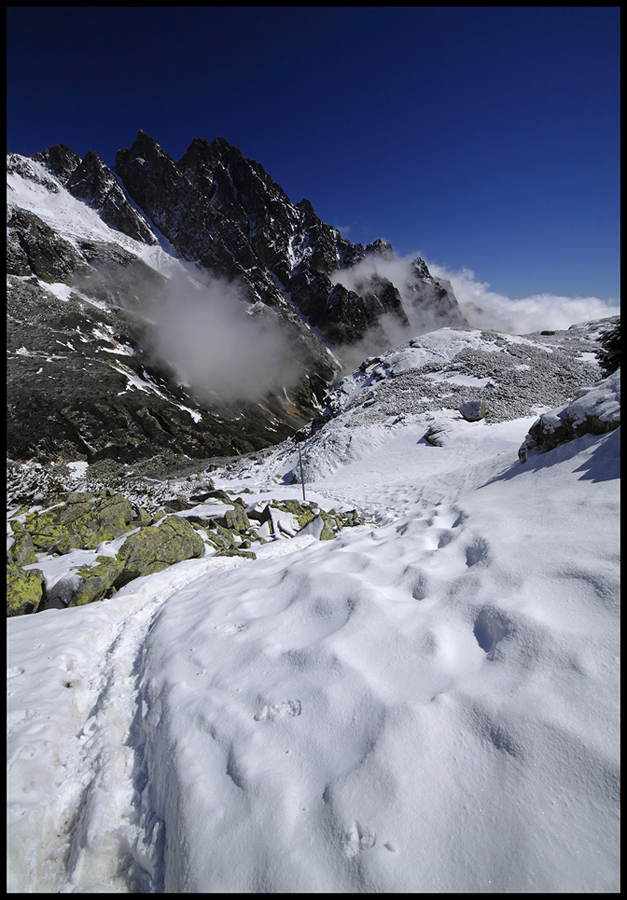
[7,414,620,891]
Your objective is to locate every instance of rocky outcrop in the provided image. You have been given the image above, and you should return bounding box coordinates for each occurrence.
[7,208,85,283]
[31,143,82,183]
[519,369,620,461]
[21,491,136,553]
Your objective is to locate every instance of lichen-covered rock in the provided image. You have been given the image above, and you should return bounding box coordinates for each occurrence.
[7,564,45,616]
[214,548,257,560]
[134,507,153,527]
[23,513,76,554]
[70,557,124,606]
[23,491,136,552]
[209,524,239,551]
[341,509,366,527]
[224,506,250,533]
[7,521,38,566]
[270,499,317,530]
[116,515,205,586]
[318,511,338,541]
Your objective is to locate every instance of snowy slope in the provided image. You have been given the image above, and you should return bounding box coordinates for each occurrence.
[7,352,620,892]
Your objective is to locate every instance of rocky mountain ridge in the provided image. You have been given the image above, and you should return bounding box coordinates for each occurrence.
[7,131,467,465]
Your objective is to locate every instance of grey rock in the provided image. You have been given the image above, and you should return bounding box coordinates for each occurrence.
[7,208,85,283]
[459,399,486,421]
[65,149,157,244]
[31,143,82,183]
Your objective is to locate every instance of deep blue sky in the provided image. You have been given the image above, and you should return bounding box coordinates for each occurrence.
[7,7,620,302]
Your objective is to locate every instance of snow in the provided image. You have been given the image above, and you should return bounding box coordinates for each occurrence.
[565,368,621,427]
[7,395,620,891]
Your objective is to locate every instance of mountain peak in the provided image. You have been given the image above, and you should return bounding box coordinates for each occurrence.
[31,142,81,184]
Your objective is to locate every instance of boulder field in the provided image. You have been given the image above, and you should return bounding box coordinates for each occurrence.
[7,484,364,617]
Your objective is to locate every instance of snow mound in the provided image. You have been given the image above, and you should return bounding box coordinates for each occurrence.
[519,368,620,461]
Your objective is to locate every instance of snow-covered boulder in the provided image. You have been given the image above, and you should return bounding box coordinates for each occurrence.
[519,369,620,461]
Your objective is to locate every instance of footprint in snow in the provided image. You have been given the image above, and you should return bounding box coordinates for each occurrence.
[254,699,302,721]
[344,821,376,857]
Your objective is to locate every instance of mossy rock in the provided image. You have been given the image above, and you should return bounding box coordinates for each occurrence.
[24,513,76,554]
[201,531,227,552]
[7,564,45,616]
[23,490,136,552]
[212,524,240,549]
[205,489,233,502]
[270,499,316,530]
[224,506,250,533]
[8,521,38,565]
[318,511,337,541]
[70,556,124,606]
[116,515,205,586]
[66,492,135,548]
[133,507,153,527]
[341,509,366,527]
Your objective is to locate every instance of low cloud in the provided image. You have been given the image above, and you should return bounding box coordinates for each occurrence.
[427,263,620,334]
[143,268,302,403]
[329,253,461,371]
[330,252,438,330]
[75,262,302,403]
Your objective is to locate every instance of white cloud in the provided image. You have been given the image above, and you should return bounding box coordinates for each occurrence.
[144,269,302,403]
[427,263,620,335]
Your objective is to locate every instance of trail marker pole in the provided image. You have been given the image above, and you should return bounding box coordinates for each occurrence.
[297,442,306,502]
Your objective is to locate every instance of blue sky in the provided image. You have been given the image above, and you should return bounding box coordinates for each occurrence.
[7,7,620,305]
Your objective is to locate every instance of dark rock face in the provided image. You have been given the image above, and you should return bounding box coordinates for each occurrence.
[31,143,81,183]
[6,275,311,464]
[7,208,85,283]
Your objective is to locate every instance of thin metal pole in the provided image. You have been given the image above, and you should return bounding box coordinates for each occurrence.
[297,442,306,503]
